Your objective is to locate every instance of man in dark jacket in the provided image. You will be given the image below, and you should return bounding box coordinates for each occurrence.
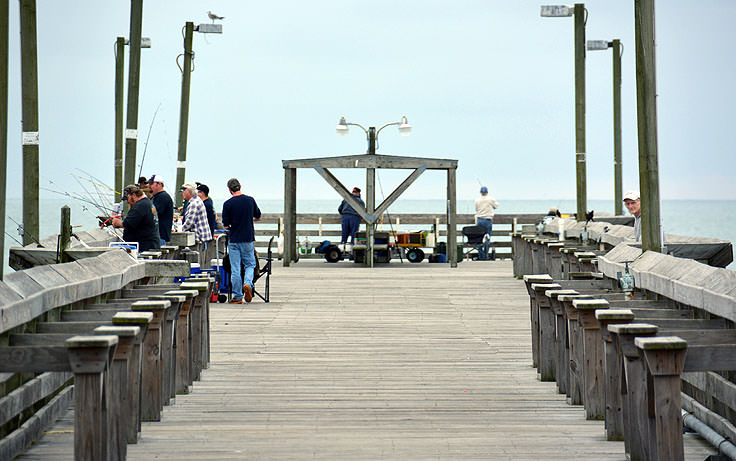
[222,178,261,303]
[197,183,217,236]
[149,174,174,246]
[112,184,161,252]
[338,187,364,244]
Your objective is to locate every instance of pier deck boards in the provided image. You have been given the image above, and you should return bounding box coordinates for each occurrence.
[18,260,715,460]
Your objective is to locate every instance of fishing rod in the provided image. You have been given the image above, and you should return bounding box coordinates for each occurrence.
[137,102,163,180]
[376,171,404,264]
[7,215,43,247]
[40,186,115,215]
[71,173,110,213]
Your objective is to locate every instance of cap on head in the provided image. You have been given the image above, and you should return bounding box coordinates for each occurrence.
[180,182,197,192]
[227,178,241,192]
[123,184,141,200]
[480,186,488,194]
[196,183,210,195]
[352,187,361,194]
[148,174,164,185]
[623,190,640,201]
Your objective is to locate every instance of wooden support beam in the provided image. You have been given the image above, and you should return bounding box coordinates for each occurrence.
[313,166,372,223]
[447,168,457,267]
[373,165,426,218]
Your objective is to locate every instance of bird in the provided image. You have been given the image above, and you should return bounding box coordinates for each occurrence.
[207,11,224,23]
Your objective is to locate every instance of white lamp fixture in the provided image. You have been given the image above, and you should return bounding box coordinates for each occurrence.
[587,40,611,51]
[540,5,574,17]
[398,115,412,136]
[336,116,350,136]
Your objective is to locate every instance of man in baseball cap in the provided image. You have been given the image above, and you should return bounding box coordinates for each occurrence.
[148,174,173,246]
[623,190,641,241]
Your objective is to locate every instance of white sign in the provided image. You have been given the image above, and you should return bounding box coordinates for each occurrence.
[177,161,186,168]
[22,131,39,145]
[125,129,138,140]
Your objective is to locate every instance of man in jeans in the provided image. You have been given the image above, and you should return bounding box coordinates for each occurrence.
[222,178,261,303]
[474,186,499,260]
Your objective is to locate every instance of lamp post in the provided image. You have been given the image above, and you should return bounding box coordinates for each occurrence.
[587,39,623,215]
[336,115,411,267]
[174,21,223,207]
[541,3,587,221]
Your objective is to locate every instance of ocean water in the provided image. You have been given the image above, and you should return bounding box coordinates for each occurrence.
[3,198,734,274]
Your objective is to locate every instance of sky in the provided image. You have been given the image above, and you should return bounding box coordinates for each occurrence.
[4,0,736,205]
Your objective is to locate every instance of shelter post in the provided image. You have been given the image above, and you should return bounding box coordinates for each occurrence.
[366,167,375,267]
[447,168,457,267]
[283,167,296,266]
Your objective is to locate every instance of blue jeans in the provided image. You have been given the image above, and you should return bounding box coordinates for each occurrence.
[476,218,493,260]
[160,238,167,247]
[341,215,361,244]
[229,241,256,300]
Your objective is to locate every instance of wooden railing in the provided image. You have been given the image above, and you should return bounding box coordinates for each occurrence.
[253,213,546,258]
[514,221,736,461]
[0,242,213,460]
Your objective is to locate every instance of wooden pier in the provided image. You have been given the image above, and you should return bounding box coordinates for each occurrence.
[17,259,715,459]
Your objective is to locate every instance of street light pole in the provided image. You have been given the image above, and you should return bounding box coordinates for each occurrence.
[336,116,412,267]
[573,3,586,222]
[541,4,587,221]
[612,39,623,215]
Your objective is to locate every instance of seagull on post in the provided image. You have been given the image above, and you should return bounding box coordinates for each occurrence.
[207,11,224,23]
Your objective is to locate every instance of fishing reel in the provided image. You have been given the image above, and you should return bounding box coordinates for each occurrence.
[616,260,636,299]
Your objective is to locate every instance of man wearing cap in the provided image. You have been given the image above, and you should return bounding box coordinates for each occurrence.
[222,178,261,303]
[196,183,217,236]
[112,184,161,251]
[149,175,174,246]
[338,187,365,245]
[623,190,642,241]
[475,186,499,260]
[180,183,212,243]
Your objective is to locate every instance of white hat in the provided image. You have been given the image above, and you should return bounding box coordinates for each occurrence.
[623,190,640,201]
[148,174,164,185]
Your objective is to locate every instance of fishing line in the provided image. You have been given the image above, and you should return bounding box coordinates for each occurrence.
[7,215,42,247]
[376,171,403,263]
[137,102,163,179]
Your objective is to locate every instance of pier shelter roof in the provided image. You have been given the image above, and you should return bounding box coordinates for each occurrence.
[281,153,459,268]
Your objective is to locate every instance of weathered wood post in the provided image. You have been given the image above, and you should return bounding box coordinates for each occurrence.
[66,335,119,461]
[0,0,7,278]
[574,2,587,221]
[608,323,658,461]
[573,298,609,420]
[180,280,210,381]
[547,242,565,280]
[447,168,457,267]
[174,21,194,208]
[612,38,623,215]
[547,289,579,394]
[561,295,584,405]
[19,0,40,244]
[112,311,153,443]
[522,274,553,368]
[123,0,144,194]
[150,293,186,403]
[636,336,687,461]
[59,205,71,263]
[132,299,170,421]
[532,283,562,381]
[94,325,142,460]
[594,309,635,441]
[283,167,296,266]
[114,36,125,197]
[634,0,662,252]
[165,289,199,394]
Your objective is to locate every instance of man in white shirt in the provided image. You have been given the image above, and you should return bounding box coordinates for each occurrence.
[623,190,641,241]
[475,186,499,260]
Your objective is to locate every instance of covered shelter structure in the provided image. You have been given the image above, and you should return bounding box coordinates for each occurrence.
[282,153,459,268]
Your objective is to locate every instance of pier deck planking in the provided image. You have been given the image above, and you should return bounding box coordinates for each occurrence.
[18,260,714,460]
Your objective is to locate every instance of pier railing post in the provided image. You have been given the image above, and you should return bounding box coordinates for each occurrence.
[114,36,125,198]
[123,0,144,208]
[59,205,71,263]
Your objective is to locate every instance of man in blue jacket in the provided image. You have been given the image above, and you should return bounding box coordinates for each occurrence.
[222,178,261,303]
[338,187,364,245]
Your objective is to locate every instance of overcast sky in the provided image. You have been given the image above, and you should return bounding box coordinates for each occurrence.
[5,1,735,204]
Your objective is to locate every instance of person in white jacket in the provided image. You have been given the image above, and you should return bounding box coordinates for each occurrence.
[475,186,499,260]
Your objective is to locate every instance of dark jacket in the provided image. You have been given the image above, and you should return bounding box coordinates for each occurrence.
[222,194,261,243]
[123,197,161,251]
[203,197,217,235]
[338,194,365,218]
[152,190,174,242]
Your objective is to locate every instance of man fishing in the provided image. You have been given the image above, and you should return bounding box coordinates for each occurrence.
[180,183,212,244]
[149,174,174,246]
[338,187,364,246]
[112,184,161,251]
